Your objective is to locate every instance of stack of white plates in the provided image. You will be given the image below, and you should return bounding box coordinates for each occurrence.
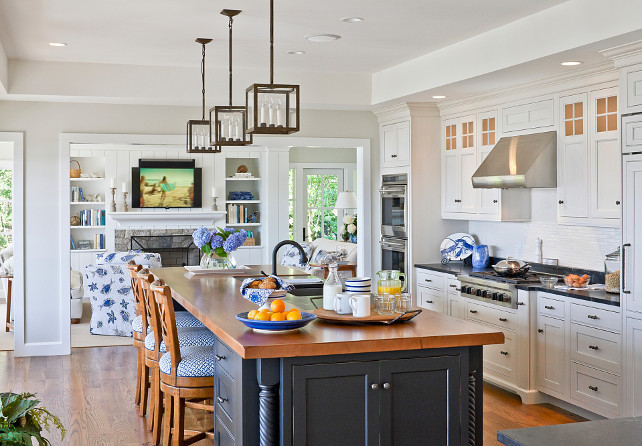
[345,277,371,294]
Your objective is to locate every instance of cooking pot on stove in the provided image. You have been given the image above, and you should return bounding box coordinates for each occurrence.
[492,257,531,277]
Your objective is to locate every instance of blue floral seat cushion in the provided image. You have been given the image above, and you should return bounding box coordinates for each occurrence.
[144,326,215,353]
[159,345,216,378]
[280,242,314,269]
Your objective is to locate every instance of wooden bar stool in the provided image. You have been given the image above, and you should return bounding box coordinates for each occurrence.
[126,262,146,409]
[141,275,214,445]
[150,282,216,446]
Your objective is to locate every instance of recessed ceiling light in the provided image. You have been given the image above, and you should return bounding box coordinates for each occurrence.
[288,50,306,55]
[48,42,67,47]
[305,34,341,43]
[340,17,364,23]
[432,95,446,99]
[560,61,582,66]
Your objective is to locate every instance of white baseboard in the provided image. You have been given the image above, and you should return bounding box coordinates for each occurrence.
[14,341,70,357]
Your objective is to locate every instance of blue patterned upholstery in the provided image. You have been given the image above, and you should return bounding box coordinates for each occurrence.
[145,327,215,353]
[85,251,162,337]
[175,311,204,328]
[280,242,314,269]
[159,345,216,378]
[132,314,144,334]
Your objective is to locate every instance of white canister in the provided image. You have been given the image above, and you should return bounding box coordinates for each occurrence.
[334,292,353,315]
[349,294,371,318]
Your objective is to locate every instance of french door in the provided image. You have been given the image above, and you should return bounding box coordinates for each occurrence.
[297,169,344,242]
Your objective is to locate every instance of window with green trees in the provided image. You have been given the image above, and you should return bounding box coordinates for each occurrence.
[0,169,12,250]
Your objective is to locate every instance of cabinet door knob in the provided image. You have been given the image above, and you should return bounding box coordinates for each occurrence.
[215,354,225,361]
[469,310,477,314]
[493,199,498,203]
[588,345,599,350]
[538,329,544,333]
[517,302,525,306]
[383,383,391,390]
[616,200,621,205]
[544,305,554,310]
[371,383,379,390]
[500,351,508,356]
[558,200,564,204]
[587,315,599,320]
[588,385,598,392]
[499,317,507,322]
[217,396,228,404]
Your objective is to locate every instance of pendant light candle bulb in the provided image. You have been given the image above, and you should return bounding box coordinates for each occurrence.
[260,99,267,126]
[276,99,283,126]
[268,97,274,127]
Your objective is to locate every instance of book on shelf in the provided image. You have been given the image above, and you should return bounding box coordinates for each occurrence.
[226,203,256,224]
[93,233,105,250]
[78,209,106,226]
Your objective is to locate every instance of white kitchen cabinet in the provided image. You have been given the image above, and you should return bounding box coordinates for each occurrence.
[621,64,642,114]
[501,98,554,133]
[536,312,567,398]
[477,111,500,215]
[623,115,642,154]
[625,316,642,416]
[381,120,410,169]
[558,93,589,218]
[441,116,477,214]
[570,362,621,417]
[623,155,642,313]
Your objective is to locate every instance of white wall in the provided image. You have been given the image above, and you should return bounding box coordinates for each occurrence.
[0,101,379,354]
[289,147,357,164]
[469,189,620,271]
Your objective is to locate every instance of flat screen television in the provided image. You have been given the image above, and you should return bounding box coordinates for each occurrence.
[131,159,202,208]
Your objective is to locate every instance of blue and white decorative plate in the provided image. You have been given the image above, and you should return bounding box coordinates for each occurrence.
[440,233,476,261]
[236,311,316,333]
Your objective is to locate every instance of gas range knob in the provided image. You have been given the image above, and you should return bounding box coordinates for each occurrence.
[481,290,488,298]
[468,287,475,295]
[491,292,499,301]
[497,294,504,302]
[476,289,482,297]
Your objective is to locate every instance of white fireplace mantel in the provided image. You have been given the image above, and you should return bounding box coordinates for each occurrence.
[109,211,227,228]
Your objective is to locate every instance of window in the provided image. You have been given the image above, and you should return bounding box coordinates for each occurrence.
[0,169,12,249]
[306,172,340,241]
[445,124,457,150]
[288,168,295,240]
[481,117,496,146]
[596,96,617,133]
[564,101,583,136]
[462,121,474,148]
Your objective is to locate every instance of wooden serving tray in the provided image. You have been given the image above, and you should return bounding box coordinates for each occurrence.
[313,308,422,325]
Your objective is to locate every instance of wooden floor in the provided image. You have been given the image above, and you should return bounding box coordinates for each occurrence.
[0,346,585,445]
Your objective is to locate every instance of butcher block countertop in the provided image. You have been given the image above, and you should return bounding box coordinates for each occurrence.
[151,266,505,360]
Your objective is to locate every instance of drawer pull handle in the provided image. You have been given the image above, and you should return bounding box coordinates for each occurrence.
[454,199,462,203]
[383,382,391,390]
[589,345,599,350]
[517,302,525,306]
[544,305,554,310]
[538,329,544,333]
[499,318,508,322]
[587,315,599,320]
[588,385,598,392]
[469,310,478,314]
[371,383,379,390]
[449,284,457,287]
[391,154,398,158]
[215,354,225,361]
[425,279,432,282]
[455,288,461,291]
[426,300,434,304]
[217,396,228,404]
[500,351,509,356]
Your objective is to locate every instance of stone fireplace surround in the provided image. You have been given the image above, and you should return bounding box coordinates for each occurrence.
[115,228,200,267]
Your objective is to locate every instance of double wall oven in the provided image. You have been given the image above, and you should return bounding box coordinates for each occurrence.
[380,174,408,275]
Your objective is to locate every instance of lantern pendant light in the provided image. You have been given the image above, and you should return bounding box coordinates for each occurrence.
[209,10,252,146]
[245,0,300,134]
[187,38,220,153]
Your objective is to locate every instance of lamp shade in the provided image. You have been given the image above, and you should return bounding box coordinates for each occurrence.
[335,191,357,209]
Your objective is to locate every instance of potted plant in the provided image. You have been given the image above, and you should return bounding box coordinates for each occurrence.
[0,392,66,445]
[192,226,247,269]
[340,214,357,243]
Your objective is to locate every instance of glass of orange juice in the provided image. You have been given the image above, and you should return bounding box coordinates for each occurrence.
[377,279,402,295]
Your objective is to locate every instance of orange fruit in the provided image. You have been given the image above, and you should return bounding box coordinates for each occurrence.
[286,311,302,321]
[259,308,270,313]
[270,312,286,321]
[271,299,286,313]
[254,312,270,321]
[247,310,258,319]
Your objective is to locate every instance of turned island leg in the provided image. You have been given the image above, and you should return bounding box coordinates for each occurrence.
[257,358,280,446]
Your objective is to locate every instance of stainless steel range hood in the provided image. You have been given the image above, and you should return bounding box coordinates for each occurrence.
[472,131,557,188]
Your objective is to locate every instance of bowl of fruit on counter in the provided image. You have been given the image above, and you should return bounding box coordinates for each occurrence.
[563,274,590,289]
[236,299,316,333]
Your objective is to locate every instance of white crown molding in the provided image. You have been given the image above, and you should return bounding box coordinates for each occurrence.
[372,102,439,124]
[438,62,617,117]
[600,40,642,67]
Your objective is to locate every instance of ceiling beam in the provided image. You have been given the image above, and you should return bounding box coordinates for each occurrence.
[0,38,7,95]
[372,0,642,105]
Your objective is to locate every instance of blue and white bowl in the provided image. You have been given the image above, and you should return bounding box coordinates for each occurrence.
[345,277,371,286]
[346,285,371,293]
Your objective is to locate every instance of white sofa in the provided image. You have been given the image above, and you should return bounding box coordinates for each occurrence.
[71,270,84,324]
[280,238,358,278]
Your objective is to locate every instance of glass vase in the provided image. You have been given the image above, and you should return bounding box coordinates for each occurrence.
[200,251,237,269]
[472,244,489,269]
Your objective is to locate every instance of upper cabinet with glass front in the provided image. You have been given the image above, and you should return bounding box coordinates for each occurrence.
[558,87,620,226]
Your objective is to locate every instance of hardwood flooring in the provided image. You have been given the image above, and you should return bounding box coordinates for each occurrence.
[0,346,585,445]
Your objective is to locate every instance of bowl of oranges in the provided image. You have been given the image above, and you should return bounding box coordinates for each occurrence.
[564,274,591,289]
[236,299,317,332]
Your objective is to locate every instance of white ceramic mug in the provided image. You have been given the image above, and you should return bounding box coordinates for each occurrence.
[349,294,371,318]
[334,292,353,315]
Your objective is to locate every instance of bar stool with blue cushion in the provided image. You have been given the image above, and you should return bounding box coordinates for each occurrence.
[132,267,204,420]
[140,274,214,445]
[151,282,216,446]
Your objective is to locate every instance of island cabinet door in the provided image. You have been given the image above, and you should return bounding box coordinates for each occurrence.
[378,356,462,446]
[291,361,380,446]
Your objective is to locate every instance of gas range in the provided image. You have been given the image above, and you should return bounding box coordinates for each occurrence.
[457,271,559,309]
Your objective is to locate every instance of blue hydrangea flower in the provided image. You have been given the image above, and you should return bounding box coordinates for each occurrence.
[223,230,247,253]
[211,234,224,249]
[192,226,212,248]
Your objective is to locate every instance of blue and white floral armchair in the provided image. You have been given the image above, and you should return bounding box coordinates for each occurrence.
[84,251,162,336]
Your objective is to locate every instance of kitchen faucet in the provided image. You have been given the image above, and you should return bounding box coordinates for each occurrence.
[272,240,308,276]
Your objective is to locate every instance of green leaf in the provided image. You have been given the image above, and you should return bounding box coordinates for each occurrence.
[215,247,226,258]
[201,244,211,255]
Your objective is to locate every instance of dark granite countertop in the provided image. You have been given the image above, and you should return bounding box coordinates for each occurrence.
[415,262,620,307]
[498,417,642,446]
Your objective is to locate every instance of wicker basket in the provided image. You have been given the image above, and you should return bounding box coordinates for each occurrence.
[242,238,256,247]
[70,160,81,178]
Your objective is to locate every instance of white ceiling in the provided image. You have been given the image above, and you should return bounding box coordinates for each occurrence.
[0,0,568,73]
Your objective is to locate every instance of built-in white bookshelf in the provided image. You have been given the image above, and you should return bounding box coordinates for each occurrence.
[69,156,107,252]
[225,157,263,247]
